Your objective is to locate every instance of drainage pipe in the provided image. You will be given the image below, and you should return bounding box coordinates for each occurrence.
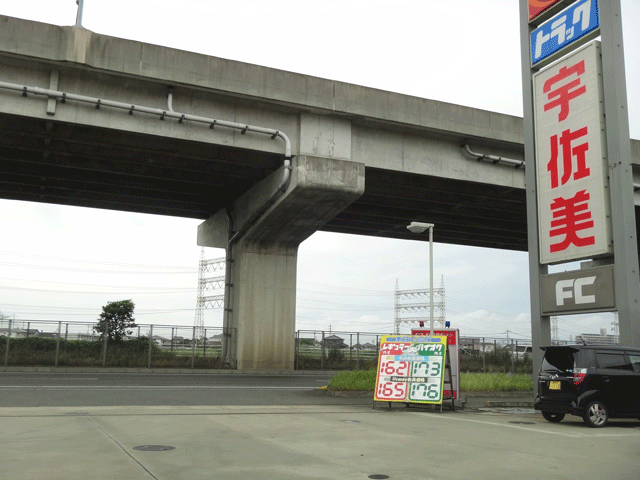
[0,81,292,159]
[167,87,175,112]
[463,144,524,169]
[221,156,293,367]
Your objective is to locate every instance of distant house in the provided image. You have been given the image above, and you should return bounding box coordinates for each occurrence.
[206,334,224,347]
[171,336,192,346]
[150,335,170,347]
[0,327,29,338]
[323,334,347,349]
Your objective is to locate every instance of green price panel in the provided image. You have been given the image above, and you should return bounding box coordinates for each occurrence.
[408,356,444,402]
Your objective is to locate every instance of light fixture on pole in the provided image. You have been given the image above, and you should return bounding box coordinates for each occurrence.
[407,222,435,333]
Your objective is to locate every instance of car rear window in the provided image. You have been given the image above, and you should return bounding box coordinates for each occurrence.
[541,348,575,373]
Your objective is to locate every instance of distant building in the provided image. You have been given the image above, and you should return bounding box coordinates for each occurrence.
[576,333,619,345]
[352,342,377,351]
[460,337,496,354]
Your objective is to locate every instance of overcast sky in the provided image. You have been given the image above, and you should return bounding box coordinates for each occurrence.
[1,0,639,342]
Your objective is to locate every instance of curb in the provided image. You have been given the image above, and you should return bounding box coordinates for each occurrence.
[0,366,342,375]
[484,401,535,408]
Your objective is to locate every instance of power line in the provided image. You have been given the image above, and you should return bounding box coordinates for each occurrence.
[0,250,196,270]
[0,261,195,274]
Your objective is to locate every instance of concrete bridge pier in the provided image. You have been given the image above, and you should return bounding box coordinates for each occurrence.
[197,155,365,370]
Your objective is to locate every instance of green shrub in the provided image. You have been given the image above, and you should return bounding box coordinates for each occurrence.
[329,368,377,391]
[460,372,533,391]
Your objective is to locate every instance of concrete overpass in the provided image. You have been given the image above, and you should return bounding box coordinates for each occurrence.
[1,16,639,369]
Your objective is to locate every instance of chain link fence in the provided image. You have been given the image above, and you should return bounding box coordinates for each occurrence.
[295,331,535,374]
[0,319,537,373]
[0,319,231,369]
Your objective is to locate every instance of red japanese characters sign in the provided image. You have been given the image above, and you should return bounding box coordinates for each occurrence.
[533,41,611,264]
[528,0,563,21]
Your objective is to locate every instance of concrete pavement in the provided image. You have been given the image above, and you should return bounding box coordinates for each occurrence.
[2,393,639,479]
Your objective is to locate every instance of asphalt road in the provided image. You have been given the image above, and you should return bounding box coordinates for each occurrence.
[0,372,361,407]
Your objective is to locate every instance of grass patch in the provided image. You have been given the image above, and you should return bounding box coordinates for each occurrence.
[328,370,533,392]
[329,368,377,391]
[460,372,533,391]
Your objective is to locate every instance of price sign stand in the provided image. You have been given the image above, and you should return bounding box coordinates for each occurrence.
[373,335,448,410]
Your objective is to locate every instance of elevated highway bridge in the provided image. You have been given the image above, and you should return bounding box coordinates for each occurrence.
[1,16,638,368]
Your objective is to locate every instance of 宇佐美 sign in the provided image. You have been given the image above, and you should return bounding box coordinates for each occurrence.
[533,41,611,265]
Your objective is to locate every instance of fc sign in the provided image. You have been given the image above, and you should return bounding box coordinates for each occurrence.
[540,265,615,315]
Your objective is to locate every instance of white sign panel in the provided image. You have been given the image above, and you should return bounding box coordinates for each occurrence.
[533,41,611,265]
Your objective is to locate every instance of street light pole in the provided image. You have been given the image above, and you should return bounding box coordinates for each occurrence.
[428,224,434,332]
[75,0,84,27]
[407,222,435,333]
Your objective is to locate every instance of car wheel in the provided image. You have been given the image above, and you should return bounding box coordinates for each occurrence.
[542,412,565,423]
[583,400,608,428]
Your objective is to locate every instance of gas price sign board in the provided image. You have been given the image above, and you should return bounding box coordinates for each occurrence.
[374,335,447,404]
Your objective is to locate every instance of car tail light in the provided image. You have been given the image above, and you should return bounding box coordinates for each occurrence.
[573,368,587,385]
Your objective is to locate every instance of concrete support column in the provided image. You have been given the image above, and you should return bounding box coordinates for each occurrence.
[198,155,365,370]
[230,241,298,370]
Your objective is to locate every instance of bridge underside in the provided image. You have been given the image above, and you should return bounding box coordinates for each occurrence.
[3,113,640,255]
[0,113,542,251]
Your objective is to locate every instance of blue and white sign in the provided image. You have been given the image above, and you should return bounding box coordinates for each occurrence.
[531,0,599,68]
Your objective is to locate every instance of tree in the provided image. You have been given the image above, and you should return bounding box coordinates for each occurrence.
[94,300,136,342]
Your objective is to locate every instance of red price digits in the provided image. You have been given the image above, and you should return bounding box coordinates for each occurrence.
[379,360,409,376]
[376,381,407,400]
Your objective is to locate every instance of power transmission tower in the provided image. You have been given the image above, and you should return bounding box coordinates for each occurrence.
[194,248,226,340]
[394,278,445,333]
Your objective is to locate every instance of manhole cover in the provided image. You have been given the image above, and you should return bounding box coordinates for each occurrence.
[133,445,176,452]
[508,421,535,425]
[368,475,390,479]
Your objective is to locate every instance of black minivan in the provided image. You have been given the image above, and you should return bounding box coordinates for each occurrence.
[535,345,640,427]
